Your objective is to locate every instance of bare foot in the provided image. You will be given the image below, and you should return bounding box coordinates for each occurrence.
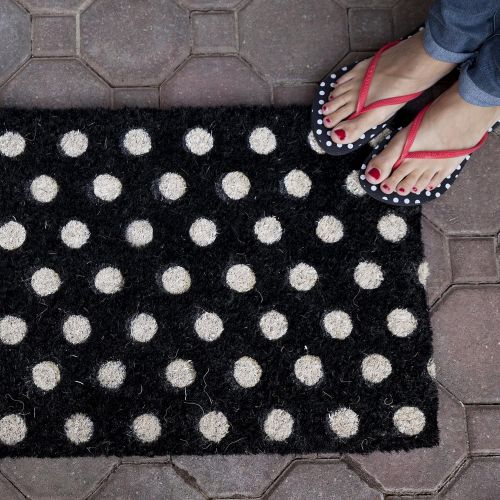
[322,32,455,144]
[364,82,500,195]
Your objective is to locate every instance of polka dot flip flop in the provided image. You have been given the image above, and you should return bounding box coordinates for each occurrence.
[311,34,424,156]
[359,103,496,207]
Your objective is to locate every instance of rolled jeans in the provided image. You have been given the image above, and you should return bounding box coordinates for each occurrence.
[424,0,500,106]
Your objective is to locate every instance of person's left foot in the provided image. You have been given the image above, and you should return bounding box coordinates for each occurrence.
[364,82,500,195]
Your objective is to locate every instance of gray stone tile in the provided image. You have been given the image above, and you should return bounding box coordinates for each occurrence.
[0,457,118,500]
[173,455,293,497]
[17,1,87,13]
[0,59,111,108]
[0,0,30,85]
[439,457,500,499]
[192,12,237,53]
[266,460,382,499]
[422,218,452,306]
[80,0,190,86]
[432,286,500,403]
[94,464,205,500]
[448,238,498,283]
[348,8,394,50]
[32,16,77,57]
[160,56,270,107]
[180,0,242,9]
[335,51,374,70]
[113,88,159,109]
[273,84,316,105]
[349,387,467,494]
[240,0,348,83]
[423,135,500,235]
[339,0,399,6]
[467,405,500,454]
[0,474,24,500]
[392,0,433,38]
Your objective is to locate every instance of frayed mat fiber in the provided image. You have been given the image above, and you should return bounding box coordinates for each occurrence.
[0,106,438,457]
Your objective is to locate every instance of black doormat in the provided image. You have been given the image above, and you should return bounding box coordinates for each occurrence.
[0,106,438,457]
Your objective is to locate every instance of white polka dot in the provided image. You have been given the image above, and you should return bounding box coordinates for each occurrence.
[185,127,213,155]
[226,264,256,293]
[199,411,229,443]
[387,308,417,337]
[125,220,153,247]
[98,361,126,389]
[418,261,429,287]
[294,355,323,386]
[65,414,93,444]
[0,415,27,445]
[165,359,196,388]
[316,216,343,243]
[129,313,157,343]
[93,174,122,202]
[289,263,318,291]
[354,261,383,289]
[30,175,58,203]
[161,266,191,295]
[60,220,90,249]
[132,414,161,443]
[254,216,282,244]
[249,127,277,155]
[158,172,187,201]
[60,130,88,157]
[377,214,407,242]
[32,361,60,391]
[194,312,224,342]
[123,128,151,156]
[233,356,262,388]
[0,132,25,157]
[323,310,353,339]
[427,358,436,379]
[31,267,61,296]
[345,170,366,197]
[0,315,27,345]
[221,171,250,200]
[264,409,293,441]
[328,408,359,438]
[307,131,325,154]
[259,310,288,340]
[0,221,26,250]
[63,315,91,344]
[393,406,426,435]
[361,354,392,383]
[284,169,311,198]
[94,267,123,295]
[189,218,217,247]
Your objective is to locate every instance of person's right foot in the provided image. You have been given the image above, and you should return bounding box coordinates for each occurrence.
[321,31,455,145]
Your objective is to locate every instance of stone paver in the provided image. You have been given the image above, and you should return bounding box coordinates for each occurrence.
[192,12,237,53]
[17,1,87,13]
[173,455,294,498]
[466,405,500,454]
[0,474,24,500]
[32,16,77,57]
[0,457,118,500]
[349,387,468,494]
[348,8,394,50]
[180,0,243,9]
[448,237,498,283]
[266,460,383,499]
[392,0,433,37]
[93,464,205,500]
[113,87,159,109]
[432,286,500,403]
[273,84,317,105]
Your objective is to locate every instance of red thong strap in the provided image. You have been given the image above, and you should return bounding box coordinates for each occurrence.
[392,103,489,170]
[349,41,423,120]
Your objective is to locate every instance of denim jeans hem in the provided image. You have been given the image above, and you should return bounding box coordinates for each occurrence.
[459,65,500,106]
[423,22,473,63]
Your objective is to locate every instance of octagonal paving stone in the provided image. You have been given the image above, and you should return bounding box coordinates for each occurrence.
[266,460,382,499]
[439,457,500,499]
[173,454,294,498]
[0,474,24,500]
[466,405,500,455]
[0,457,118,500]
[0,0,30,85]
[160,56,270,107]
[239,0,348,83]
[349,387,467,494]
[392,0,433,38]
[0,59,111,108]
[180,0,243,9]
[94,464,205,499]
[17,0,88,13]
[423,134,500,235]
[431,285,500,403]
[80,0,190,86]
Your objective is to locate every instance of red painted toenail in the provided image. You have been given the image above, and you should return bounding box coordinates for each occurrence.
[322,105,327,111]
[429,185,434,190]
[399,188,405,193]
[367,168,380,180]
[329,95,334,100]
[412,187,417,192]
[382,184,389,190]
[334,129,346,140]
[325,118,331,124]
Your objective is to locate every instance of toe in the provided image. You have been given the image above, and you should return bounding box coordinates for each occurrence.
[395,170,421,196]
[322,94,351,122]
[330,84,352,100]
[413,168,434,194]
[324,103,356,131]
[365,131,406,184]
[381,161,418,194]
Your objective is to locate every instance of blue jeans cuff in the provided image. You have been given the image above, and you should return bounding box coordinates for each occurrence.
[423,22,473,63]
[459,65,500,106]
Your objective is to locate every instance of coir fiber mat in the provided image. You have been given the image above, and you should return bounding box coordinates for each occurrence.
[0,106,438,457]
